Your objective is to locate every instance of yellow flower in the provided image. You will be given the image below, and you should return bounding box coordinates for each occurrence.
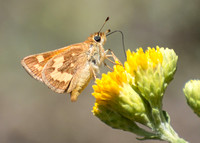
[93,65,127,103]
[124,46,163,76]
[125,47,166,108]
[93,63,152,126]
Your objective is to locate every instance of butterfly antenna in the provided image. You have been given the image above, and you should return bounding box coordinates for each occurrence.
[106,30,127,59]
[98,17,109,33]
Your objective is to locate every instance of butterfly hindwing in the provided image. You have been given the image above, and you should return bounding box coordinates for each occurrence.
[41,44,90,94]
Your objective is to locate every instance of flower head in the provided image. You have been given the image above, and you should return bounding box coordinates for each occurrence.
[124,46,178,108]
[93,64,152,127]
[124,47,163,76]
[183,80,200,117]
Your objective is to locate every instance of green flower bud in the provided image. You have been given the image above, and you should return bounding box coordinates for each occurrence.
[135,63,165,109]
[160,48,178,86]
[183,80,200,117]
[116,82,153,127]
[93,103,157,139]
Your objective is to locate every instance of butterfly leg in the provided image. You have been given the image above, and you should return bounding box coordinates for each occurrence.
[103,62,114,71]
[92,69,97,80]
[89,64,97,80]
[105,56,116,64]
[105,49,122,65]
[101,49,122,71]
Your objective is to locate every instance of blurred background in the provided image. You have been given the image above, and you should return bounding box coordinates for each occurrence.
[0,0,200,143]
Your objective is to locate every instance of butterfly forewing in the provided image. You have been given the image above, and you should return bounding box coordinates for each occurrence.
[21,46,71,81]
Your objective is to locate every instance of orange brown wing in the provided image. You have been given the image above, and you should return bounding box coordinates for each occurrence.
[21,46,74,81]
[41,44,90,95]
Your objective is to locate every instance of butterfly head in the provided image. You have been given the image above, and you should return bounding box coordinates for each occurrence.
[87,29,111,46]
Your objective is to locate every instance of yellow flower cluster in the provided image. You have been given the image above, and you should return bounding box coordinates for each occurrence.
[93,46,165,117]
[92,47,187,142]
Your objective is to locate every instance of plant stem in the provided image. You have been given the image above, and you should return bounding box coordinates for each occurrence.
[158,122,188,143]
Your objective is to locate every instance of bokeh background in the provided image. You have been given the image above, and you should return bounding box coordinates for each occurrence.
[1,0,200,143]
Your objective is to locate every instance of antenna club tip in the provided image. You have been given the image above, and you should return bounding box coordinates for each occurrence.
[106,17,109,21]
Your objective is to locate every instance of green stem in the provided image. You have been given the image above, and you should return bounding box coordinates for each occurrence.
[158,122,188,143]
[151,108,188,143]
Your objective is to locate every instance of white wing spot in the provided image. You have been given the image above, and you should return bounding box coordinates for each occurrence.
[36,55,45,63]
[50,70,73,82]
[52,56,65,69]
[50,56,73,82]
[34,64,43,71]
[70,63,74,67]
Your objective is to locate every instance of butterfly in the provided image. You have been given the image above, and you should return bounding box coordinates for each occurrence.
[21,17,120,102]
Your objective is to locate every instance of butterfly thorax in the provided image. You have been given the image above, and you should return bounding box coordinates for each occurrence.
[84,32,107,73]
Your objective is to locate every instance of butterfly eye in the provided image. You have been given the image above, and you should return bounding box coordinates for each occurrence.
[94,36,101,42]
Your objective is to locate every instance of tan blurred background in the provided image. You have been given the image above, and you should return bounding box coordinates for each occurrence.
[1,0,200,143]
